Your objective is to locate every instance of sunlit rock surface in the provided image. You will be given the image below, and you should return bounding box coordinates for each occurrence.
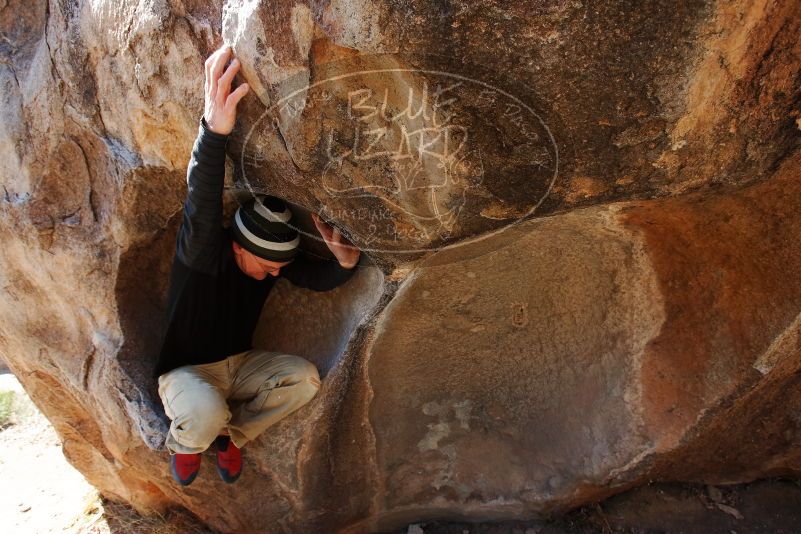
[0,0,800,532]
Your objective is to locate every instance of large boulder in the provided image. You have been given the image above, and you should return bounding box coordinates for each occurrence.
[0,0,799,532]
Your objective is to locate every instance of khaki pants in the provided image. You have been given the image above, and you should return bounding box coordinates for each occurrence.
[157,349,321,454]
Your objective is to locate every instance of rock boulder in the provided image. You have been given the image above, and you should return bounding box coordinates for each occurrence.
[1,0,800,532]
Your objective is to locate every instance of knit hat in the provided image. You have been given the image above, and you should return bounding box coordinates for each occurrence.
[232,195,300,262]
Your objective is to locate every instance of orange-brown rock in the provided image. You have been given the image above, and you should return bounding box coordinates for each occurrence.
[0,0,799,532]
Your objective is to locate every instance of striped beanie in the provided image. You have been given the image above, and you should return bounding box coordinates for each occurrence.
[232,195,300,262]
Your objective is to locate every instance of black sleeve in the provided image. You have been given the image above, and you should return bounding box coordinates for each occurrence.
[175,117,229,275]
[281,253,358,291]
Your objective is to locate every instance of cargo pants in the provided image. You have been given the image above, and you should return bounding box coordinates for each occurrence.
[157,349,322,454]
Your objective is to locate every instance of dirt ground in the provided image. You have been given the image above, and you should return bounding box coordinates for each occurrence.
[393,478,801,533]
[1,367,800,534]
[0,369,212,534]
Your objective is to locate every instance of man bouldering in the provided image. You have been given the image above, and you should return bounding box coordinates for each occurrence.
[153,44,361,486]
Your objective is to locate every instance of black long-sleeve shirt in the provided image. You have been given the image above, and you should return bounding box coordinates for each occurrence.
[154,117,357,377]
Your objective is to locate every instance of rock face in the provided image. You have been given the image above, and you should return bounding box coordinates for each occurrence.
[1,0,800,532]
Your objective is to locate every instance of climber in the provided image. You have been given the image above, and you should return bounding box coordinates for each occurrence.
[153,44,361,486]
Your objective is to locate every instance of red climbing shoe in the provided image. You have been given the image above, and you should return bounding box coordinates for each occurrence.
[170,452,201,486]
[215,435,242,483]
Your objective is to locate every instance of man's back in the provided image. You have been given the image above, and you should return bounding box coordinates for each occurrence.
[155,227,275,376]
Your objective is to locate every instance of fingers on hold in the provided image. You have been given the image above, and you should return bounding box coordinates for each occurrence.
[317,223,333,241]
[205,45,225,78]
[226,82,249,108]
[226,57,240,74]
[210,47,232,87]
[206,44,231,67]
[218,58,239,97]
[206,46,232,99]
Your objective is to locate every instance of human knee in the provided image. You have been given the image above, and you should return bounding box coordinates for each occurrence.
[298,362,321,401]
[293,358,320,385]
[279,357,321,401]
[171,388,230,448]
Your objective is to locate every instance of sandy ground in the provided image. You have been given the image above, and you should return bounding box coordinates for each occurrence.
[0,371,211,534]
[0,373,100,533]
[397,477,801,533]
[2,367,801,534]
